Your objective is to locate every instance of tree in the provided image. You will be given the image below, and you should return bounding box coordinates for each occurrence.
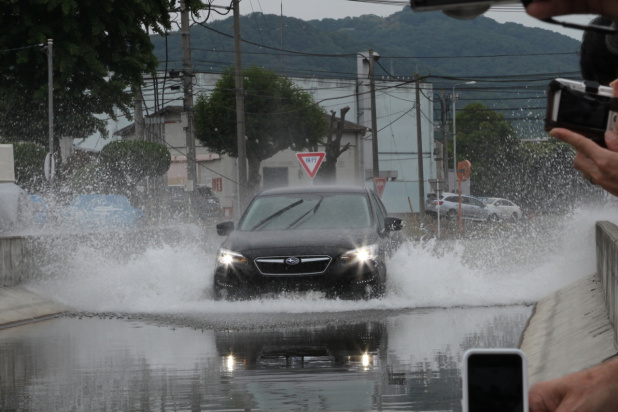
[0,0,202,148]
[69,140,171,197]
[12,142,48,193]
[451,102,519,197]
[194,65,327,192]
[315,106,352,184]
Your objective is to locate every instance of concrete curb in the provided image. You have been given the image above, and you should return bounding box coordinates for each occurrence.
[520,274,617,384]
[0,286,69,330]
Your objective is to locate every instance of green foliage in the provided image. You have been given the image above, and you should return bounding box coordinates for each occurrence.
[68,140,170,197]
[12,142,48,193]
[98,140,171,190]
[0,0,203,146]
[68,163,104,195]
[194,65,326,188]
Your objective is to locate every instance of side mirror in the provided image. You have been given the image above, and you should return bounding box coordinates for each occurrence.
[216,221,235,236]
[384,216,404,232]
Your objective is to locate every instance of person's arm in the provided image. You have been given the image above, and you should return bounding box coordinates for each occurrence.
[525,0,618,20]
[547,81,618,197]
[529,357,618,412]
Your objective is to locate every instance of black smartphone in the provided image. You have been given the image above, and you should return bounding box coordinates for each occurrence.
[545,78,618,147]
[462,349,528,412]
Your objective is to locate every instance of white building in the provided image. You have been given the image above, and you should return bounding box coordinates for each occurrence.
[114,53,436,217]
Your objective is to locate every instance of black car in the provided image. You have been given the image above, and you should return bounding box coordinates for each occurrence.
[213,185,404,300]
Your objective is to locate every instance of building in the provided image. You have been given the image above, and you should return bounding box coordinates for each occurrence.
[113,52,436,217]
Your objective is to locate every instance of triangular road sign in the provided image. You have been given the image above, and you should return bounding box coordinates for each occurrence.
[296,152,325,179]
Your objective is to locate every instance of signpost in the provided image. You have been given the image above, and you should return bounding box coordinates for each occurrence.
[296,152,325,180]
[456,160,471,235]
[373,177,386,198]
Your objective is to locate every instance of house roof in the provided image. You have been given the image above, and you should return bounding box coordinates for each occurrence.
[114,106,185,137]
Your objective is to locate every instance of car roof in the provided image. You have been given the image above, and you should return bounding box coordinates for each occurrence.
[256,185,370,196]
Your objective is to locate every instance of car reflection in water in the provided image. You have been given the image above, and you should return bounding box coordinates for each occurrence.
[213,185,404,300]
[216,321,387,411]
[218,322,384,371]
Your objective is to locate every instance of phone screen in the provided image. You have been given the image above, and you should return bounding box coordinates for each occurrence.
[467,353,524,412]
[557,87,611,131]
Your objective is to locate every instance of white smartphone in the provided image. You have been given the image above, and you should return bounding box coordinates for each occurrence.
[462,348,528,412]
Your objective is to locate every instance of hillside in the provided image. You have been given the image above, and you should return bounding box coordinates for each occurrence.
[150,7,583,136]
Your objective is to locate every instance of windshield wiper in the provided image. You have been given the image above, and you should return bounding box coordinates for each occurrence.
[286,197,323,229]
[251,199,304,231]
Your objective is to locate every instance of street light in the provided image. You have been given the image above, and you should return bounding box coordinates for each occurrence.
[452,81,476,183]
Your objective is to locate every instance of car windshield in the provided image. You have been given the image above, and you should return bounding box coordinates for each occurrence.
[239,193,372,231]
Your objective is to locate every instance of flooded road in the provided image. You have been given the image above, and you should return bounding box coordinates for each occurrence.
[0,205,614,411]
[0,306,530,411]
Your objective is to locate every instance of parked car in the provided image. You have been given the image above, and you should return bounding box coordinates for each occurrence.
[426,193,501,222]
[212,185,404,301]
[62,194,143,229]
[167,185,222,220]
[29,194,49,227]
[482,197,523,221]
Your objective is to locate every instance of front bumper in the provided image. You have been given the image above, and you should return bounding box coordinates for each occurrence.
[213,258,384,299]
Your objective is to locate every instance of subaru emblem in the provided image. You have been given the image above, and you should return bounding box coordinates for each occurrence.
[285,257,300,265]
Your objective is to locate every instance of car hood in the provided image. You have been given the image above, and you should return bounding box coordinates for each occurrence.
[221,227,379,258]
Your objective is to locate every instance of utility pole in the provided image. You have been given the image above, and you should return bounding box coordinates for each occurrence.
[440,90,449,185]
[43,39,55,183]
[369,49,379,178]
[134,90,144,140]
[47,39,53,157]
[415,75,425,217]
[180,0,197,191]
[233,0,248,211]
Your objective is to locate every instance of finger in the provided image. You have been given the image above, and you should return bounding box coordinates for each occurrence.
[549,128,607,160]
[606,131,618,152]
[525,0,605,19]
[573,151,597,175]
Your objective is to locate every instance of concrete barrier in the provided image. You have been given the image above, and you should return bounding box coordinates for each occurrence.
[520,221,618,384]
[597,220,618,345]
[0,236,32,287]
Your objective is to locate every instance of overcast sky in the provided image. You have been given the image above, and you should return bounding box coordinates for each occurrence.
[208,0,594,41]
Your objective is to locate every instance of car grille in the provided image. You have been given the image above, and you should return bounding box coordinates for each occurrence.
[255,255,332,276]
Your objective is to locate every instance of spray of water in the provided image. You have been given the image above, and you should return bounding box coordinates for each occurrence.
[25,203,618,314]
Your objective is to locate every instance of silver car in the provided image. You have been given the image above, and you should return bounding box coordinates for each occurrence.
[482,197,523,221]
[426,193,501,222]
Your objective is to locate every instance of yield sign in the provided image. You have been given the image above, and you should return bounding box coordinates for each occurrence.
[296,152,325,179]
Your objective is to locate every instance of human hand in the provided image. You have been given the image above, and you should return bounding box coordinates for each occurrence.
[548,81,618,197]
[529,358,618,412]
[525,0,618,21]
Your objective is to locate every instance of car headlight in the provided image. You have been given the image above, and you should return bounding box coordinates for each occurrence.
[341,244,379,263]
[217,248,248,266]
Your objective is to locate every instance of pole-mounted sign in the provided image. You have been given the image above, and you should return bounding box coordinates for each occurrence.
[373,177,386,197]
[296,152,325,179]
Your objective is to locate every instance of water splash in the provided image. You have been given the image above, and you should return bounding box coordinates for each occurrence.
[25,203,618,314]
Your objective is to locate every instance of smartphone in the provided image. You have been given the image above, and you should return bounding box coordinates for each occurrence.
[545,78,618,147]
[462,348,528,412]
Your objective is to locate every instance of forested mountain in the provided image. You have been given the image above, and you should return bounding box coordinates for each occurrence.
[150,7,583,136]
[152,7,581,78]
